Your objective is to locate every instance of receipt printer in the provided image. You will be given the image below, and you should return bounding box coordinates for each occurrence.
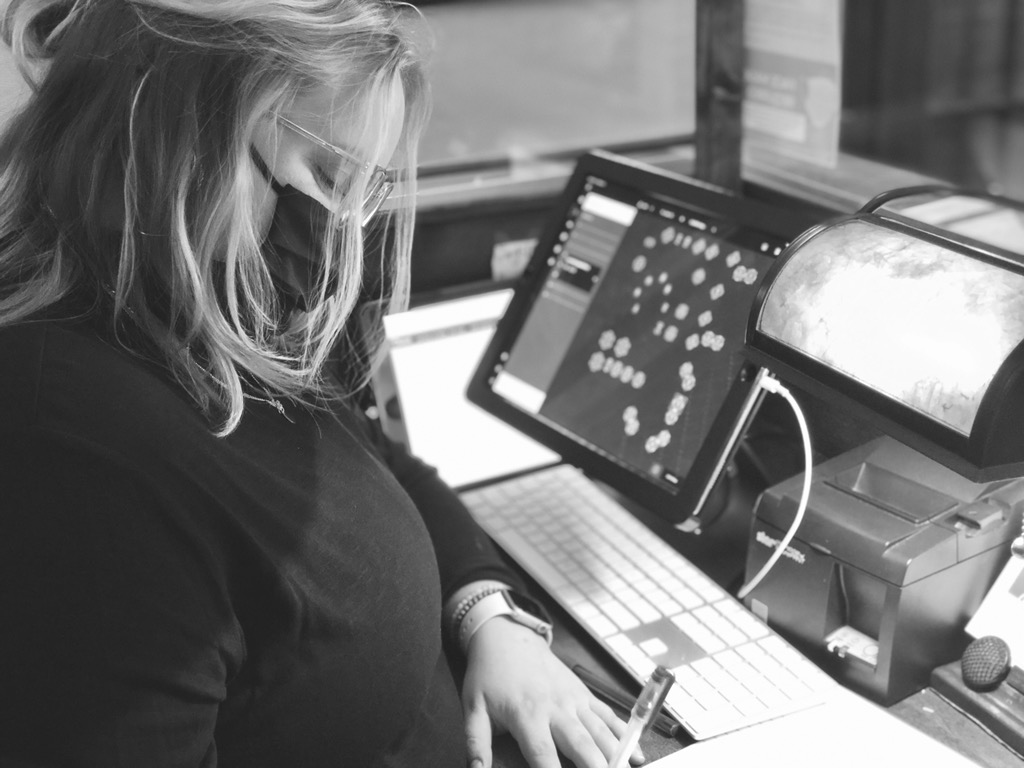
[743,436,1024,705]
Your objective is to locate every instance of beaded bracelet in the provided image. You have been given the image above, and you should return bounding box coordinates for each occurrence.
[447,585,507,645]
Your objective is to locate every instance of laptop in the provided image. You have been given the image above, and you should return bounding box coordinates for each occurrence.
[370,284,559,489]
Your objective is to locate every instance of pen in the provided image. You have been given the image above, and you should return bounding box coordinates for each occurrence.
[572,664,679,739]
[608,665,675,768]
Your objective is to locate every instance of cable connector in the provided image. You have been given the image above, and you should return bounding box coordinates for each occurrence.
[758,371,790,397]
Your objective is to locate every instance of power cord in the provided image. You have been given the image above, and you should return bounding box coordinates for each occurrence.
[736,371,813,601]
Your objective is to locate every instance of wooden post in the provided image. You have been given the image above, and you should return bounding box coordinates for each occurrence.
[694,0,745,192]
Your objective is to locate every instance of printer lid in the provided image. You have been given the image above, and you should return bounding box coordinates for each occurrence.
[760,437,1021,584]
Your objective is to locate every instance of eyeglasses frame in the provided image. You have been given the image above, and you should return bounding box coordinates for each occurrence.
[275,115,397,227]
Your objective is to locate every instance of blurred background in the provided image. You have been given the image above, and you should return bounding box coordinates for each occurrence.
[2,0,1021,287]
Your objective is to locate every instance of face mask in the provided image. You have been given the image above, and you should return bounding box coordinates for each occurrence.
[251,148,339,312]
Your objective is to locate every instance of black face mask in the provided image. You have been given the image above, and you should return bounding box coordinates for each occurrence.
[251,149,339,312]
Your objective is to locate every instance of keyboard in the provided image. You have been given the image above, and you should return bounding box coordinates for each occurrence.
[459,463,835,741]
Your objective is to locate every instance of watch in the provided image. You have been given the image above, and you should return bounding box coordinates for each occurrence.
[457,589,554,654]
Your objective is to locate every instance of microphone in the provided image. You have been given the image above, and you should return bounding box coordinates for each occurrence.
[929,634,1024,758]
[961,635,1024,695]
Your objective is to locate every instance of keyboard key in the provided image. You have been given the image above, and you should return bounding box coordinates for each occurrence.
[639,637,669,657]
[667,584,703,610]
[693,658,764,716]
[560,586,585,607]
[584,613,619,638]
[603,603,641,631]
[647,591,682,617]
[606,634,657,678]
[672,664,730,711]
[666,615,718,655]
[625,595,662,624]
[689,576,725,602]
[494,529,569,591]
[726,608,771,640]
[572,601,600,621]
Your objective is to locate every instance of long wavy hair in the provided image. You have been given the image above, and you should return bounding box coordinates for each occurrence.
[0,0,430,434]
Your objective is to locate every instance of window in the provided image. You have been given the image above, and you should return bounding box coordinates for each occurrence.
[417,0,694,174]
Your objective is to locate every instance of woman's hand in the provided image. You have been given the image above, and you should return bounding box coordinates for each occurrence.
[461,617,645,768]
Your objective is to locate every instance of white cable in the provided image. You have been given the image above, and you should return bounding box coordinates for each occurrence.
[736,372,813,601]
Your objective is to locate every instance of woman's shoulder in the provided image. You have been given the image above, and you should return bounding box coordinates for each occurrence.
[0,318,205,444]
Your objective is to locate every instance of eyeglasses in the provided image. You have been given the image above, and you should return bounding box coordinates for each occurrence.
[276,115,396,227]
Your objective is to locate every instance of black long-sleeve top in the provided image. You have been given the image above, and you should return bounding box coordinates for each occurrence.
[0,318,518,767]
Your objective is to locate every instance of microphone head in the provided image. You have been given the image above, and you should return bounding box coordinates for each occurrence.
[961,635,1012,692]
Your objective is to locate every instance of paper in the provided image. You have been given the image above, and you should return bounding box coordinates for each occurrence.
[648,686,981,768]
[743,0,843,168]
[966,555,1024,665]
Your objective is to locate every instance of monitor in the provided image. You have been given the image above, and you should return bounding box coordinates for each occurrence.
[466,149,821,530]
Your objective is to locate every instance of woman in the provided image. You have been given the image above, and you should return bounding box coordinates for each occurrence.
[0,1,642,766]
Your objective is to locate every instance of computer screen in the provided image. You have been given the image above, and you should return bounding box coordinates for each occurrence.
[467,150,820,529]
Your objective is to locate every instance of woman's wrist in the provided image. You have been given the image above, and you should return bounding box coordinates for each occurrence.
[466,612,551,658]
[456,589,554,655]
[444,580,554,655]
[444,580,511,647]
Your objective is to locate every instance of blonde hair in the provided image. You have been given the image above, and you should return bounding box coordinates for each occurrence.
[0,0,430,434]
